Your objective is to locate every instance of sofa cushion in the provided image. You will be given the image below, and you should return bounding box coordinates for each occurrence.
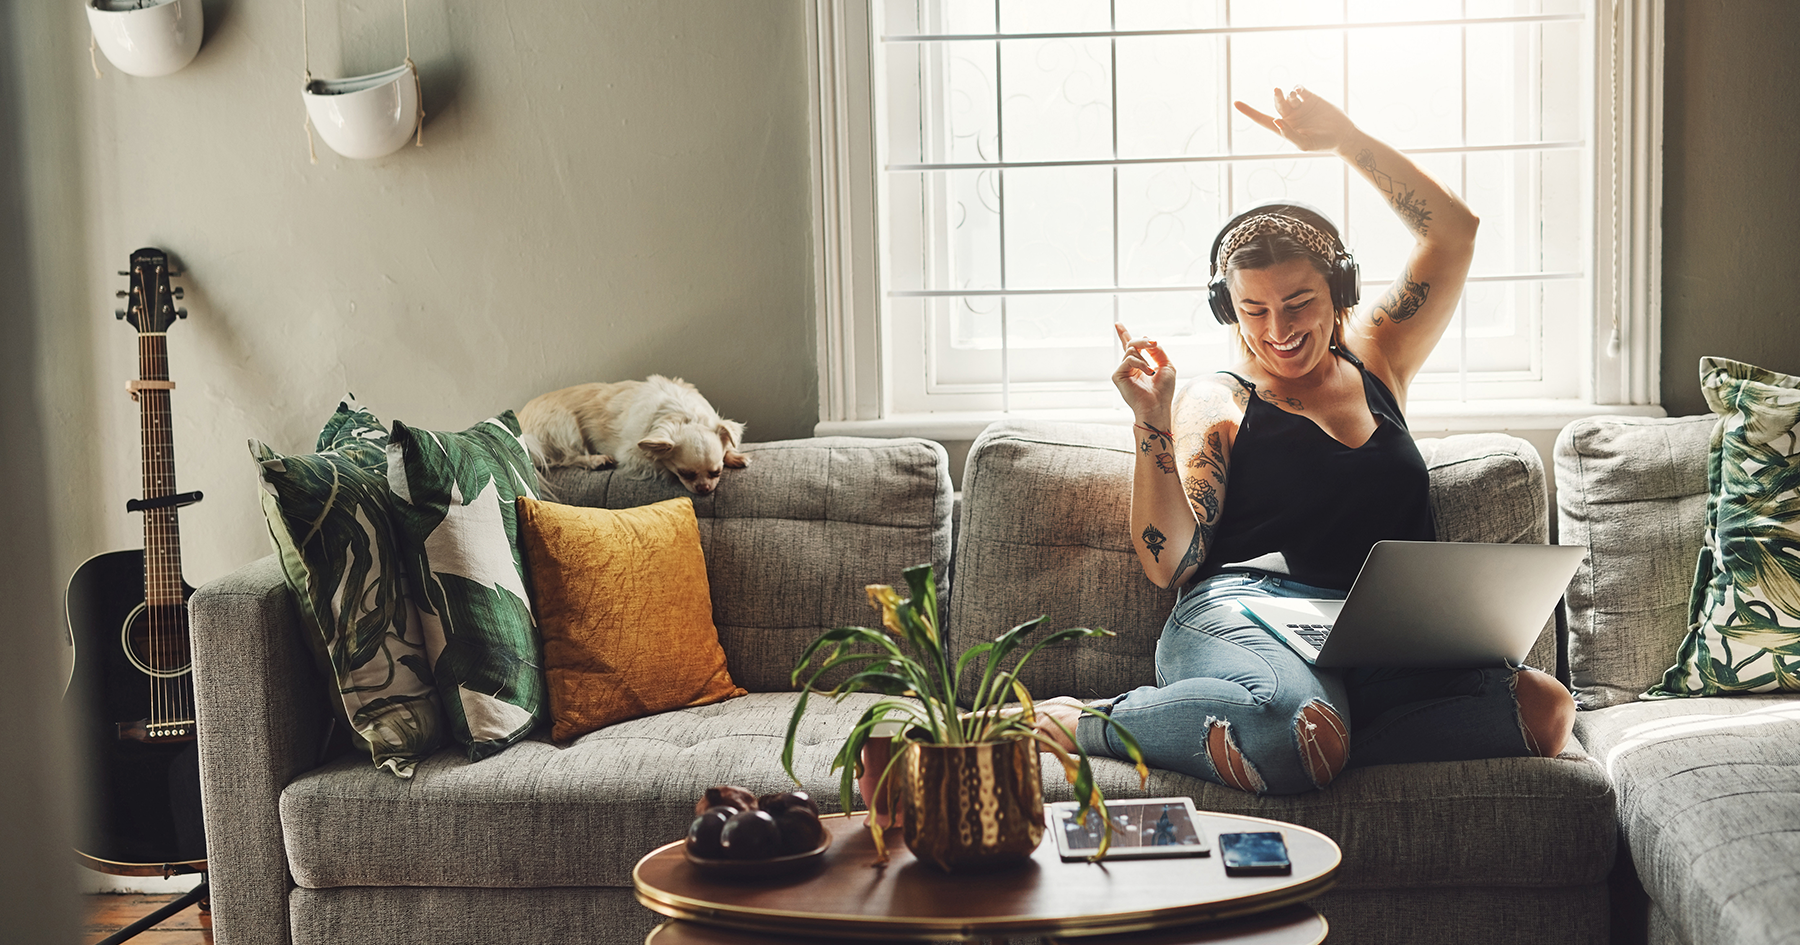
[279,691,890,888]
[1555,415,1714,709]
[517,496,746,742]
[538,437,955,693]
[1574,696,1800,945]
[1066,743,1615,891]
[951,420,1556,703]
[388,412,545,759]
[250,396,446,778]
[1651,358,1800,697]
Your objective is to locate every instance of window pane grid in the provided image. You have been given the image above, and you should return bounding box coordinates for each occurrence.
[883,13,1584,43]
[880,0,1589,410]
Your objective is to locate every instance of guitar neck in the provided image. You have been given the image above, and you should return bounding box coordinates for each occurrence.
[138,331,184,605]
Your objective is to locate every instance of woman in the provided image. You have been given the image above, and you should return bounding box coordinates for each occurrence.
[1039,88,1575,795]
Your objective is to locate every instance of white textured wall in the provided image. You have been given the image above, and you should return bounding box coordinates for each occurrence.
[35,0,817,593]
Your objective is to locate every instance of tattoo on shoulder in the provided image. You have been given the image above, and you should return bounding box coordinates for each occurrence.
[1141,523,1167,562]
[1371,267,1432,326]
[1357,149,1433,237]
[1179,429,1229,480]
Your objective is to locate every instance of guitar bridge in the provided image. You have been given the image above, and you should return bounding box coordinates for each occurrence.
[118,719,197,744]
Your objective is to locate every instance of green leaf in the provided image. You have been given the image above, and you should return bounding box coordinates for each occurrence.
[779,686,813,784]
[902,563,939,636]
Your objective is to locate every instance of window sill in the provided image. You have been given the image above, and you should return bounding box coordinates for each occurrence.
[815,401,1668,442]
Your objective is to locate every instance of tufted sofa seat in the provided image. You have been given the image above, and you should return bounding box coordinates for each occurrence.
[1558,415,1800,945]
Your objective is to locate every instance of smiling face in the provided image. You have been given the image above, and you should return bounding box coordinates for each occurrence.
[1228,256,1342,380]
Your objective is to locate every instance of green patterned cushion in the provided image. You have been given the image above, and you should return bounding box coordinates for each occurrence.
[387,411,545,759]
[1651,358,1800,697]
[252,396,447,778]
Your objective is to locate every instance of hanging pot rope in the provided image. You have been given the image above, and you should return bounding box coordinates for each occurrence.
[403,0,423,146]
[302,0,423,161]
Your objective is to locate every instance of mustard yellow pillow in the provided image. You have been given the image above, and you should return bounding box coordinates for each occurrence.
[517,496,746,742]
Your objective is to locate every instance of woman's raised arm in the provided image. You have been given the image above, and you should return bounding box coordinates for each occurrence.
[1113,324,1237,589]
[1236,88,1479,401]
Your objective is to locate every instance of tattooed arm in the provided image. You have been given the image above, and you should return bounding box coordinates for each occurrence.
[1114,323,1240,589]
[1236,88,1479,401]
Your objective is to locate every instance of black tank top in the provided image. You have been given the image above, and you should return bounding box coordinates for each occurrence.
[1196,348,1435,591]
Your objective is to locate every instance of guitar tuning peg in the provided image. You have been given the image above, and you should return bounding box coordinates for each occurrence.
[170,287,184,299]
[115,310,128,320]
[117,290,130,298]
[169,269,184,278]
[177,309,188,319]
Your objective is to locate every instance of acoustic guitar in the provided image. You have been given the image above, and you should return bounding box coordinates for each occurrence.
[65,247,207,877]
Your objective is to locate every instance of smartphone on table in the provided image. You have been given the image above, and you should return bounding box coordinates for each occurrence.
[1218,831,1292,876]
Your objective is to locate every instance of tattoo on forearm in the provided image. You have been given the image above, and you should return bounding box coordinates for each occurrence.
[1371,267,1432,325]
[1356,148,1433,237]
[1154,452,1176,474]
[1141,523,1167,562]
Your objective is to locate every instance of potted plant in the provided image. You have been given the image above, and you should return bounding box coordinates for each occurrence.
[780,564,1148,871]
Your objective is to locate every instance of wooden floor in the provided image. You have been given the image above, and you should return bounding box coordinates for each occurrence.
[83,893,212,945]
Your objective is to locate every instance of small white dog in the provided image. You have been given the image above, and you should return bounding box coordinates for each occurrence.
[518,375,748,496]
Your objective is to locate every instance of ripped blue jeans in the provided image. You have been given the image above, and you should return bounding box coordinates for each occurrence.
[1075,569,1535,795]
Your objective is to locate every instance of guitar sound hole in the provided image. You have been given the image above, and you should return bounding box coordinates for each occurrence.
[121,603,193,678]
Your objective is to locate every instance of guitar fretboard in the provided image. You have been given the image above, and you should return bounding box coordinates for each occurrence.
[138,332,184,608]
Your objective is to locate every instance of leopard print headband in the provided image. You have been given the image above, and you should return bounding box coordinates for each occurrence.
[1214,213,1344,275]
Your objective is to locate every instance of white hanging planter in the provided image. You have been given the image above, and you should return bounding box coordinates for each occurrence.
[303,64,421,160]
[299,0,425,163]
[87,0,203,78]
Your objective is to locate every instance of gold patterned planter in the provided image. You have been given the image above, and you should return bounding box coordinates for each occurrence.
[901,738,1045,872]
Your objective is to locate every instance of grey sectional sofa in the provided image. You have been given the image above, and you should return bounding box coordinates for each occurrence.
[1557,414,1800,945]
[191,420,1617,945]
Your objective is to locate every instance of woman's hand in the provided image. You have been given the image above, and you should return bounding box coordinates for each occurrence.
[1235,87,1357,154]
[1111,322,1177,419]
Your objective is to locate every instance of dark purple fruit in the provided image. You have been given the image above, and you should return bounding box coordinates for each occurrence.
[686,807,735,858]
[695,784,758,817]
[773,807,824,855]
[719,809,782,860]
[758,790,818,816]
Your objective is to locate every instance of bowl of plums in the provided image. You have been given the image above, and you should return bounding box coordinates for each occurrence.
[683,784,830,877]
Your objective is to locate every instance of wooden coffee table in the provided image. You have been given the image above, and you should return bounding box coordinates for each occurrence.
[633,810,1338,942]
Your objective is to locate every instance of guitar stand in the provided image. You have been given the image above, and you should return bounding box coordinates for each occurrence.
[95,874,208,945]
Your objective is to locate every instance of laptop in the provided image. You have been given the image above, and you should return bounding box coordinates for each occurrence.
[1238,541,1587,669]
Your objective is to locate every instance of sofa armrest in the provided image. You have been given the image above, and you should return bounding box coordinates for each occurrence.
[191,555,326,945]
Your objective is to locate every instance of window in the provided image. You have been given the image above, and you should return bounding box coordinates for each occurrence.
[809,0,1662,428]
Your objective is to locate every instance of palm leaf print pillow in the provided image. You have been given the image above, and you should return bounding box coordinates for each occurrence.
[252,396,447,777]
[1651,358,1800,697]
[387,411,545,759]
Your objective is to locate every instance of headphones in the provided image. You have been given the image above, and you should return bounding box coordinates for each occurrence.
[1206,203,1360,326]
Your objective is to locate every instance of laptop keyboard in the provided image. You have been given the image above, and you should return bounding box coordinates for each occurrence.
[1286,623,1332,647]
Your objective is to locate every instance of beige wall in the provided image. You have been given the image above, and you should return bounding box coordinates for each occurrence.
[35,0,817,593]
[1659,0,1800,415]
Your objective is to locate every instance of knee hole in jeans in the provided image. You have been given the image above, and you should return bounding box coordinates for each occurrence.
[1206,719,1266,794]
[1295,700,1349,789]
[1510,668,1574,758]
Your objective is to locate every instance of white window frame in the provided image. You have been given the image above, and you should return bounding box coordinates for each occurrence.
[810,0,1665,438]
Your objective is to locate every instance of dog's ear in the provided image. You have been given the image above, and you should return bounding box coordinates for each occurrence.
[637,434,677,455]
[719,420,750,468]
